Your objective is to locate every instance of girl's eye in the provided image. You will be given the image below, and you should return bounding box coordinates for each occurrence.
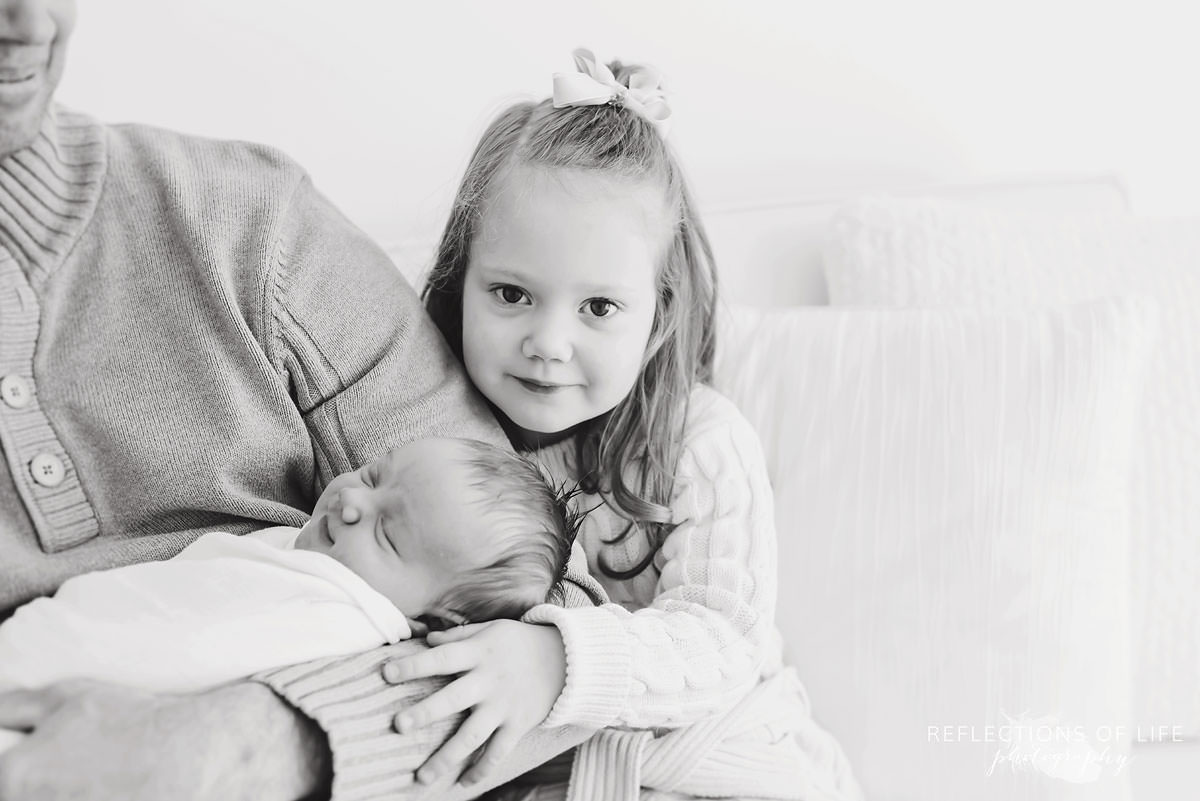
[491,285,530,305]
[583,298,619,318]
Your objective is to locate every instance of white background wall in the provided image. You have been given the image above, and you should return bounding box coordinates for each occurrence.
[57,0,1198,251]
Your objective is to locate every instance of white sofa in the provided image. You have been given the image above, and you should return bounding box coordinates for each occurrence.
[393,174,1198,801]
[701,174,1198,801]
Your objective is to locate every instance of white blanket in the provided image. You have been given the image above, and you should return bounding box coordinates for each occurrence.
[0,526,409,694]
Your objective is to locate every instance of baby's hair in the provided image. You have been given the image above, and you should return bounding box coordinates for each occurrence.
[423,59,719,582]
[420,439,580,630]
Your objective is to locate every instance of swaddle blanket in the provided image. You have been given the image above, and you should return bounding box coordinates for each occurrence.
[0,526,410,693]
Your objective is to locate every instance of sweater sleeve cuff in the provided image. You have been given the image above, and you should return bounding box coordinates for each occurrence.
[521,603,633,729]
[253,644,457,801]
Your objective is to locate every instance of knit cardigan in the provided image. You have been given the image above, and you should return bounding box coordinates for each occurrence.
[0,105,503,607]
[0,107,607,800]
[523,386,864,800]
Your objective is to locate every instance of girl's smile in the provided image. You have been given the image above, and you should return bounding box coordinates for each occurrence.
[513,377,576,394]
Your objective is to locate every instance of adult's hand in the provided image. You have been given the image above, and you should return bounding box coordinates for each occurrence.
[0,680,330,801]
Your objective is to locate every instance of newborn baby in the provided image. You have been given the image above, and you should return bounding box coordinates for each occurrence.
[0,437,573,704]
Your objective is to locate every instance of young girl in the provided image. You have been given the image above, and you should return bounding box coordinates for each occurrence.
[387,50,864,800]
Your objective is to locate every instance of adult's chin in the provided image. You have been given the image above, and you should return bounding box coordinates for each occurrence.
[0,92,52,159]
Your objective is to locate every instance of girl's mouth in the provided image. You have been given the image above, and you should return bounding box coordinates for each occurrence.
[515,377,571,394]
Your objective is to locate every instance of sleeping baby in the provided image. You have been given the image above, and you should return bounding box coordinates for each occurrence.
[0,437,576,750]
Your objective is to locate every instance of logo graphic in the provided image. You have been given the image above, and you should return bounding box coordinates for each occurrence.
[983,711,1130,782]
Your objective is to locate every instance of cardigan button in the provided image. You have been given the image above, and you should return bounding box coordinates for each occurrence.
[1,374,31,409]
[30,452,66,488]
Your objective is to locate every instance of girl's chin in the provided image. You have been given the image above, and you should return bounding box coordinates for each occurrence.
[501,415,580,449]
[516,417,574,435]
[490,402,575,436]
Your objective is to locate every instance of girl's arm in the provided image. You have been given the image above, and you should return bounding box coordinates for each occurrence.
[525,387,778,730]
[382,388,779,788]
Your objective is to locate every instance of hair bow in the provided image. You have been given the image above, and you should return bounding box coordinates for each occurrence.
[552,48,671,137]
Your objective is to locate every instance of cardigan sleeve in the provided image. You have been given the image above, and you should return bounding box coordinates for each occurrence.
[251,177,609,800]
[254,544,607,801]
[264,175,506,484]
[523,388,780,730]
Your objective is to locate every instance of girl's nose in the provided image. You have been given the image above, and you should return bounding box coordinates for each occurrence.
[522,313,573,363]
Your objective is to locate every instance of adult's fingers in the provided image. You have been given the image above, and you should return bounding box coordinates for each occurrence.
[458,724,523,787]
[394,674,483,733]
[415,708,500,785]
[382,640,481,684]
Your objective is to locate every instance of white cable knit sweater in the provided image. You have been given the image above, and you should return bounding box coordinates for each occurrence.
[522,385,863,800]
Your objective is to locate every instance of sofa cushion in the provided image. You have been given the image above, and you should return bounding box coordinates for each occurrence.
[713,298,1157,801]
[824,199,1200,735]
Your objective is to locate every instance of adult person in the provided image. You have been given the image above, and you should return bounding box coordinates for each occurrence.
[0,1,599,799]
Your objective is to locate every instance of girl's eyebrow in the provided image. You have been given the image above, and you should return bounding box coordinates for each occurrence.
[472,264,528,282]
[475,264,640,296]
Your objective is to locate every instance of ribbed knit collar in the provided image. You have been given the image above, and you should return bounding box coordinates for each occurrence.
[0,104,106,285]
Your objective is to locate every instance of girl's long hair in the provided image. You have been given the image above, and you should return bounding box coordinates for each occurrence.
[423,65,718,580]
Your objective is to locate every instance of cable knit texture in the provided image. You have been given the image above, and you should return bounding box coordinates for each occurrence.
[527,387,778,729]
[523,385,863,800]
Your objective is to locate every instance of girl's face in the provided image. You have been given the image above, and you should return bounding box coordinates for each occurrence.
[462,165,665,444]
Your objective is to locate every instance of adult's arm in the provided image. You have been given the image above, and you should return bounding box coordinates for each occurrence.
[251,176,604,799]
[263,175,505,481]
[0,681,328,801]
[0,648,591,801]
[257,639,597,800]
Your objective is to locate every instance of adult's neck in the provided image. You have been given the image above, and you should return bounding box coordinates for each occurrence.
[0,104,106,284]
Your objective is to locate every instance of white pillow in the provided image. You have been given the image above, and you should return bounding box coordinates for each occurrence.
[713,298,1157,801]
[824,199,1200,735]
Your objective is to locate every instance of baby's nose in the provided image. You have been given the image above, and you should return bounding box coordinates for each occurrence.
[337,488,365,523]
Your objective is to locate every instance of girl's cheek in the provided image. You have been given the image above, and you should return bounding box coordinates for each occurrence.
[463,351,488,390]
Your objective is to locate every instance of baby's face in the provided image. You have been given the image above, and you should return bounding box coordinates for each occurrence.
[295,438,487,618]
